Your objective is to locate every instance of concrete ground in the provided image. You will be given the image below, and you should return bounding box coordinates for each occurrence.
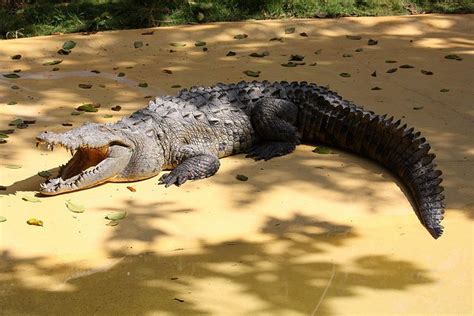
[0,14,473,315]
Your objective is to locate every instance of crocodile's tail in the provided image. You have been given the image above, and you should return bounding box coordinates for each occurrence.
[291,82,445,238]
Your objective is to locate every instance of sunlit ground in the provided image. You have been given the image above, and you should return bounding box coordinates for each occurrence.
[0,14,473,315]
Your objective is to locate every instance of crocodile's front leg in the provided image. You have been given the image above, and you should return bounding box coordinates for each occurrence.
[159,145,220,187]
[246,97,301,160]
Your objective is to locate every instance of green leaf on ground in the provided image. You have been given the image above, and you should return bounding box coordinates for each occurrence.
[236,174,248,181]
[22,196,41,203]
[38,170,51,178]
[170,42,186,47]
[444,54,462,61]
[9,119,24,126]
[63,40,76,50]
[134,41,143,48]
[281,62,297,67]
[0,216,6,222]
[7,101,17,105]
[313,146,332,154]
[234,34,248,40]
[243,70,260,77]
[269,37,283,42]
[43,60,62,66]
[77,104,98,112]
[105,211,127,221]
[194,41,206,46]
[3,73,20,79]
[6,165,22,169]
[284,27,295,34]
[66,200,85,213]
[0,133,9,138]
[138,82,148,88]
[102,114,113,118]
[346,35,361,40]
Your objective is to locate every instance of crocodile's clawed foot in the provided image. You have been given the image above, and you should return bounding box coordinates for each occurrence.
[158,169,191,187]
[246,141,296,161]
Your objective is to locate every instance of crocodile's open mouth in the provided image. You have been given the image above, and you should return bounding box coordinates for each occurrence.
[36,138,132,195]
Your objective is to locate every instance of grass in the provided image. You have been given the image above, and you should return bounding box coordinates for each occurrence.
[1,0,473,39]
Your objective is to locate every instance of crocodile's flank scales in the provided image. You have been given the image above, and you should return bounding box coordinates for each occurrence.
[36,81,445,238]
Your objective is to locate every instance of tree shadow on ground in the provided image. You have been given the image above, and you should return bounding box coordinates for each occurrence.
[0,213,434,315]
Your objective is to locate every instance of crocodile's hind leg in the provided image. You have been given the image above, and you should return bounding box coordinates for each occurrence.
[246,98,300,161]
[159,145,220,187]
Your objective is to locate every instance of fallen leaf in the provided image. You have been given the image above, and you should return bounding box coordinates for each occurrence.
[52,67,60,71]
[62,123,73,126]
[3,73,20,79]
[141,30,154,35]
[371,86,382,90]
[339,72,351,78]
[421,70,433,75]
[269,37,283,42]
[43,60,62,66]
[413,106,424,110]
[236,174,248,181]
[170,42,186,47]
[346,35,361,40]
[234,34,248,40]
[70,111,82,115]
[444,54,462,61]
[138,82,148,88]
[399,64,414,69]
[368,39,378,45]
[243,70,260,77]
[0,133,8,139]
[284,27,295,34]
[0,216,6,222]
[440,88,449,92]
[78,83,92,89]
[226,51,237,56]
[13,69,21,73]
[289,54,304,61]
[385,60,397,63]
[342,53,353,57]
[6,165,22,169]
[355,48,363,52]
[134,41,143,48]
[77,104,98,112]
[90,70,101,74]
[127,186,136,192]
[7,101,17,105]
[299,32,308,37]
[11,54,22,60]
[117,72,126,77]
[11,85,20,90]
[106,220,118,226]
[174,298,185,303]
[386,68,398,73]
[57,48,70,55]
[162,69,173,74]
[249,51,269,58]
[313,146,332,154]
[111,105,122,111]
[27,218,43,226]
[105,211,127,221]
[194,41,206,47]
[171,85,182,88]
[38,170,51,178]
[63,40,76,50]
[22,196,41,203]
[281,62,297,67]
[66,200,85,213]
[314,49,322,55]
[9,119,24,127]
[102,114,113,118]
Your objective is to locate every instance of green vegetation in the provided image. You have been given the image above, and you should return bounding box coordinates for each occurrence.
[1,0,472,39]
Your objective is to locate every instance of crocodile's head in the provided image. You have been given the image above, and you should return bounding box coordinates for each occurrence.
[36,121,164,195]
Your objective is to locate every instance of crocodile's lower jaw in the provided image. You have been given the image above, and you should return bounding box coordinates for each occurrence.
[39,145,113,195]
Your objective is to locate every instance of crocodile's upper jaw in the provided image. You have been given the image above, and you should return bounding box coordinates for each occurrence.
[36,139,132,195]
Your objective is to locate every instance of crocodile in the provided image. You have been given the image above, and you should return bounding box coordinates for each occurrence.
[36,81,445,238]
